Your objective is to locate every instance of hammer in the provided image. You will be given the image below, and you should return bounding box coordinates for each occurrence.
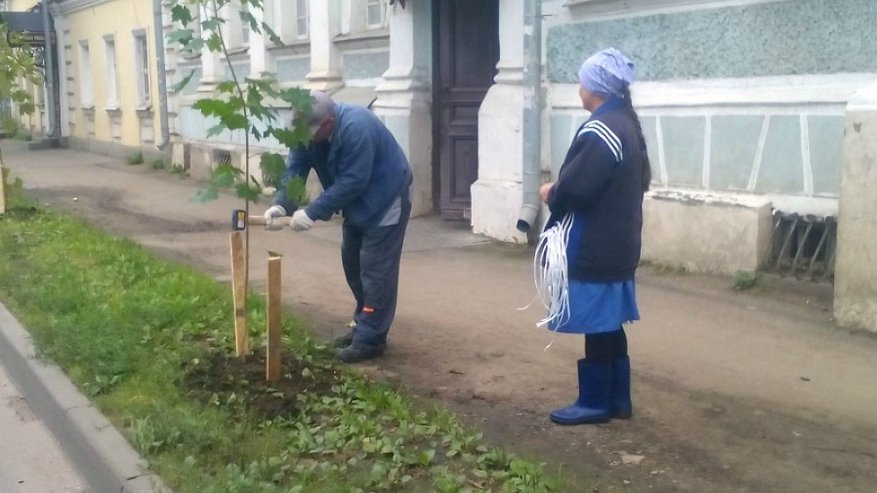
[231,209,272,230]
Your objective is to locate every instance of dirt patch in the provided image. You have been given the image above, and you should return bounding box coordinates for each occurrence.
[181,345,342,419]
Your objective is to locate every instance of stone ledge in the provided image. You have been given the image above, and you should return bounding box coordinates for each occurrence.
[642,188,773,275]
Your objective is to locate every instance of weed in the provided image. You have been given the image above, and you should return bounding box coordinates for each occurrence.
[127,151,144,165]
[733,270,761,291]
[151,159,167,170]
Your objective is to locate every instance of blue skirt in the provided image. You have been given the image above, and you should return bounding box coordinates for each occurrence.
[548,280,640,334]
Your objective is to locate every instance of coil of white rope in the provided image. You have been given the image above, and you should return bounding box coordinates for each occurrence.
[533,212,574,330]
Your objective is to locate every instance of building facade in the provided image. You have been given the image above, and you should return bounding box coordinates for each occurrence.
[10,0,876,275]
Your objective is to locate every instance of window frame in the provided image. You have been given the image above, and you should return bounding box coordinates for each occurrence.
[132,30,152,109]
[103,35,119,110]
[365,0,387,29]
[77,41,94,109]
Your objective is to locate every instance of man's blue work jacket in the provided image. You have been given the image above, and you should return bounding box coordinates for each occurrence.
[273,103,413,229]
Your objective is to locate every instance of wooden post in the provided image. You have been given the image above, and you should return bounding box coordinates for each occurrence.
[230,231,248,356]
[266,255,282,381]
[0,163,7,215]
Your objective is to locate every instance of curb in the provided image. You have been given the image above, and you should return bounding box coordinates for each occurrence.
[0,301,171,493]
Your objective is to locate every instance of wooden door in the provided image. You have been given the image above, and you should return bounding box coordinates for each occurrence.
[435,0,500,219]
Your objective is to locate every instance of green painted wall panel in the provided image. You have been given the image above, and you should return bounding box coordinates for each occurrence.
[756,116,803,193]
[343,52,390,80]
[547,0,877,82]
[640,116,660,185]
[808,116,844,196]
[710,115,762,190]
[276,58,310,81]
[663,116,704,187]
[550,113,578,175]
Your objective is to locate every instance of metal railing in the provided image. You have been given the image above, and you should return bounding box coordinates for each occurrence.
[764,211,836,283]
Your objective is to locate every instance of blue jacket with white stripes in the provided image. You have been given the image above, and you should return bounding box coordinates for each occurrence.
[546,97,647,283]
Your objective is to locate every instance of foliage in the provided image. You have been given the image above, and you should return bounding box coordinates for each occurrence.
[0,189,564,492]
[732,270,761,291]
[126,151,145,165]
[0,15,43,116]
[165,0,313,206]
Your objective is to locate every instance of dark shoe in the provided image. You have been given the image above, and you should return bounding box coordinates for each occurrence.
[335,343,385,363]
[610,356,632,419]
[549,358,611,425]
[331,330,355,349]
[330,321,357,348]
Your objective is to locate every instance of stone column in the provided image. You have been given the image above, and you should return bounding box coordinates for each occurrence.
[373,0,433,216]
[834,79,877,333]
[249,3,274,78]
[197,5,221,92]
[306,0,343,91]
[470,0,528,242]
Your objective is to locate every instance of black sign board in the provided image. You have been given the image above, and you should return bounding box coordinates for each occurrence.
[1,11,54,46]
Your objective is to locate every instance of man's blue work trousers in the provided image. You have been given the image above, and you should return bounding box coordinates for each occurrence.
[341,196,411,348]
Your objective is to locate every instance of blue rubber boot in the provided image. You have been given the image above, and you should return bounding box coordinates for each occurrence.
[610,356,632,419]
[549,359,611,425]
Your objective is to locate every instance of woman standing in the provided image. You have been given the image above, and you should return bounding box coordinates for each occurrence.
[538,48,651,425]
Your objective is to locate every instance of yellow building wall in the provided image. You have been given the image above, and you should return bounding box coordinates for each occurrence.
[8,1,40,11]
[62,0,161,148]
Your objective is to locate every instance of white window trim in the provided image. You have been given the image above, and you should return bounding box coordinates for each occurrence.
[365,0,387,29]
[132,29,152,110]
[103,34,119,110]
[295,0,309,40]
[78,41,94,110]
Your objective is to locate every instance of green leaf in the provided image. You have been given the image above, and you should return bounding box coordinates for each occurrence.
[260,153,286,189]
[193,98,227,117]
[217,81,238,94]
[170,5,194,26]
[206,33,223,52]
[170,70,197,93]
[210,165,238,188]
[191,186,219,203]
[285,176,308,207]
[235,182,261,202]
[221,113,248,131]
[206,124,226,138]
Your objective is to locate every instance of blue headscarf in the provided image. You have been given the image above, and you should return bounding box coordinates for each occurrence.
[577,48,635,98]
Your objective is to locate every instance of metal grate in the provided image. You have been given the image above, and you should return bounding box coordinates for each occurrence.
[212,149,232,168]
[183,144,191,170]
[764,211,836,283]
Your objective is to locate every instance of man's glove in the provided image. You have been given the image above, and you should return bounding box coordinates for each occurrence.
[289,209,315,232]
[263,205,287,231]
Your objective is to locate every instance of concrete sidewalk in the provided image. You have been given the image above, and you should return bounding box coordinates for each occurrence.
[4,144,877,492]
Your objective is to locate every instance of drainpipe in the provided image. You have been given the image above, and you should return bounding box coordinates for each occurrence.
[41,0,59,141]
[516,0,542,234]
[153,0,170,150]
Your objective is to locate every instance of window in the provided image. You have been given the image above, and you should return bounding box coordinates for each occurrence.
[78,41,94,108]
[270,0,308,43]
[104,36,119,109]
[240,2,250,46]
[295,0,308,39]
[366,0,386,28]
[133,32,151,108]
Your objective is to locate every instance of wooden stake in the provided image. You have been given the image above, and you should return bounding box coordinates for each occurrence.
[0,165,7,215]
[266,255,282,381]
[230,231,248,356]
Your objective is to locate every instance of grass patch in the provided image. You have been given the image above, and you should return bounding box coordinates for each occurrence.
[0,186,564,492]
[732,270,761,291]
[151,158,167,170]
[127,151,145,165]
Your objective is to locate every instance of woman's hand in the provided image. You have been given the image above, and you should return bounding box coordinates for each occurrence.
[539,182,554,204]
